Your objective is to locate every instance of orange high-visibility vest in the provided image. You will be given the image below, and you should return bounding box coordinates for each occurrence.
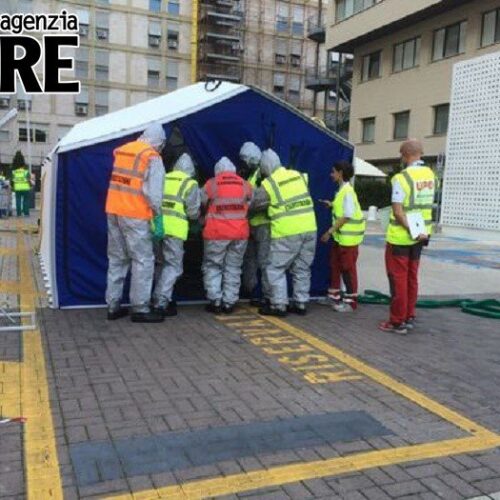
[105,140,160,219]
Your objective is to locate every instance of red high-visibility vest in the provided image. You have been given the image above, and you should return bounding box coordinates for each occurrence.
[203,172,252,240]
[105,140,159,220]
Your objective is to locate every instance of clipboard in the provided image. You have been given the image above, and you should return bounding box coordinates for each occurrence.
[407,212,427,240]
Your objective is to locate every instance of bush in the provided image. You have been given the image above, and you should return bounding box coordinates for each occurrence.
[355,178,391,210]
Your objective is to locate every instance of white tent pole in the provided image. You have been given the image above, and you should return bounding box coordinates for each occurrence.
[26,100,32,174]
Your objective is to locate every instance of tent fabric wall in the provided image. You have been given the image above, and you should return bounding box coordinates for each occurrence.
[47,85,354,308]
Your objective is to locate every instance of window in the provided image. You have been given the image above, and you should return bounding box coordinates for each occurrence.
[361,51,381,81]
[95,11,109,41]
[0,130,9,142]
[95,50,109,81]
[149,0,161,13]
[167,0,180,15]
[393,111,410,140]
[167,23,179,50]
[336,0,374,22]
[276,2,289,33]
[75,47,89,79]
[288,76,301,104]
[433,21,467,61]
[19,122,48,143]
[292,5,304,36]
[275,39,287,65]
[0,95,10,108]
[95,89,109,116]
[149,21,161,48]
[17,93,32,111]
[393,37,420,72]
[361,117,375,143]
[273,73,285,97]
[433,104,449,135]
[75,87,89,116]
[77,9,89,37]
[148,58,161,88]
[482,8,500,47]
[290,40,302,66]
[166,61,178,91]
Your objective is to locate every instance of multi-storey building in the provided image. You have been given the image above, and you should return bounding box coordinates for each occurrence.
[325,0,500,168]
[0,0,329,175]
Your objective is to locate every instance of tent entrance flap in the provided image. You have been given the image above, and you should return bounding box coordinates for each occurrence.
[52,85,354,308]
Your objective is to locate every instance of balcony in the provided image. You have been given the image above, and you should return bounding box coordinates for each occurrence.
[305,61,353,94]
[198,62,241,83]
[307,16,325,43]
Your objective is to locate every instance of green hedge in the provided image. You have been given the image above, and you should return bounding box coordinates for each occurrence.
[355,178,392,210]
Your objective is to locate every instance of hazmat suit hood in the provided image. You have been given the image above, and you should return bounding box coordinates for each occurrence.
[260,149,281,178]
[138,122,167,152]
[173,153,196,178]
[239,142,262,167]
[214,157,237,175]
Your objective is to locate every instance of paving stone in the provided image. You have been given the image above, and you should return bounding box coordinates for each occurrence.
[382,479,428,497]
[404,463,448,479]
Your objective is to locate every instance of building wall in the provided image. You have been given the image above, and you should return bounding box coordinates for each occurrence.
[0,0,328,171]
[325,0,500,166]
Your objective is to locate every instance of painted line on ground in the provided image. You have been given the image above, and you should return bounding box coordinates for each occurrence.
[103,308,500,499]
[0,361,21,417]
[16,229,63,499]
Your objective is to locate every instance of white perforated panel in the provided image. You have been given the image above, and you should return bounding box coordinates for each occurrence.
[441,51,500,231]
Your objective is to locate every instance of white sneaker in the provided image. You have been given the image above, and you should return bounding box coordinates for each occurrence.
[332,302,353,313]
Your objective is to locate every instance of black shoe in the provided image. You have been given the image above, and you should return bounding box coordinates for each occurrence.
[288,304,308,316]
[221,303,235,314]
[259,304,287,317]
[205,302,222,314]
[164,301,178,317]
[107,307,128,321]
[130,310,164,323]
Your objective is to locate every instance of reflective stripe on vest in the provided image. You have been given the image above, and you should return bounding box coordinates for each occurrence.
[386,166,436,246]
[262,167,317,239]
[161,171,197,241]
[332,183,366,246]
[13,168,30,192]
[105,140,159,220]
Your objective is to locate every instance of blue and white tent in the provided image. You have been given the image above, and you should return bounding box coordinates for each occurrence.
[40,82,354,308]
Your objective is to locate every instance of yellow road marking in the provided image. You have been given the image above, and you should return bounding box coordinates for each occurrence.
[0,280,41,294]
[0,361,21,417]
[16,230,63,499]
[0,247,22,256]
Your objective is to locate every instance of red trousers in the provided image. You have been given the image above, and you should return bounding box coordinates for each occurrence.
[385,242,423,325]
[329,242,359,308]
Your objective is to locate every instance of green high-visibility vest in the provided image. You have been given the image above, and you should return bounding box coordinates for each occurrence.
[261,166,317,239]
[332,183,366,246]
[386,166,436,246]
[12,168,30,192]
[161,171,198,241]
[248,169,269,227]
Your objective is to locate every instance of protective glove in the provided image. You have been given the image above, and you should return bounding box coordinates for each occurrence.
[151,214,164,241]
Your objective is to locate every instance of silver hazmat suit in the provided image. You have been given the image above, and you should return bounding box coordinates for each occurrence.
[202,157,250,306]
[239,142,272,300]
[153,153,200,308]
[105,122,166,313]
[253,149,317,309]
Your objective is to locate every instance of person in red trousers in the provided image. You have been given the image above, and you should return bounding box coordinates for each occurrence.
[320,161,366,312]
[379,140,436,334]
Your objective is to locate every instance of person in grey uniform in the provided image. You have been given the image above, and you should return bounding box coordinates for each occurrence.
[252,149,317,316]
[239,142,271,305]
[201,157,253,314]
[105,122,166,323]
[152,153,200,317]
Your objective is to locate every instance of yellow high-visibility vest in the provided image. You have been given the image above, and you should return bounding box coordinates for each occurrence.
[332,183,366,246]
[261,167,317,239]
[12,168,30,192]
[386,166,436,246]
[248,169,269,227]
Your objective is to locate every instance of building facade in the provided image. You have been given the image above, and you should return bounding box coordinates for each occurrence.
[0,0,329,173]
[325,0,500,167]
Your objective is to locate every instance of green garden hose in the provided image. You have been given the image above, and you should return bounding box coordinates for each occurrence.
[358,290,500,319]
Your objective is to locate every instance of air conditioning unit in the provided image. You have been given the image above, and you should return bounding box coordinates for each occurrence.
[168,39,178,49]
[96,28,108,40]
[0,97,9,108]
[79,24,89,37]
[75,104,88,116]
[149,36,161,47]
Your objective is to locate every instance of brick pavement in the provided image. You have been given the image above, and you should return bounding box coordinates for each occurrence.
[1,216,500,499]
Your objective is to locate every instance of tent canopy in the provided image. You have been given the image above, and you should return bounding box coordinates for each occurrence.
[41,82,354,308]
[354,157,386,178]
